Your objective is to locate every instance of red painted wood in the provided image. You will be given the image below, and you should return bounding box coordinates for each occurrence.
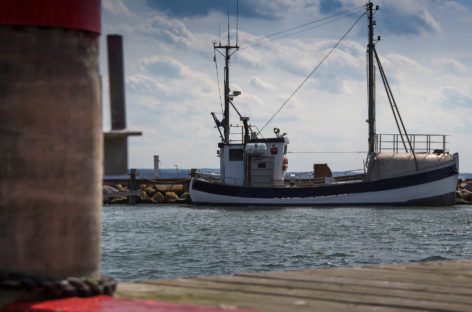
[0,0,100,33]
[2,296,258,312]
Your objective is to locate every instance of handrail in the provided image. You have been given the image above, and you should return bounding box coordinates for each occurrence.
[374,134,449,154]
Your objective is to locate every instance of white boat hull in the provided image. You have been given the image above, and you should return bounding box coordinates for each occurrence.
[189,162,458,206]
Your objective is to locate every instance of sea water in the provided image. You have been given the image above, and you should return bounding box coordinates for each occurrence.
[102,204,472,282]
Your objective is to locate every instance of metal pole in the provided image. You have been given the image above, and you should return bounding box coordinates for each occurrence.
[224,47,230,144]
[154,155,160,179]
[367,2,376,154]
[128,169,137,205]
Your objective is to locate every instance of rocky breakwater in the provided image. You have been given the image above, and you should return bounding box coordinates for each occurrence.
[456,179,472,204]
[103,182,190,205]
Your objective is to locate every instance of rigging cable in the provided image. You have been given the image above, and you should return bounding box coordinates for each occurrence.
[288,151,366,154]
[258,11,366,135]
[373,46,419,170]
[213,49,224,115]
[239,5,365,51]
[240,7,365,51]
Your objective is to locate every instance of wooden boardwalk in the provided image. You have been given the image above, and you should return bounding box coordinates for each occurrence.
[116,259,472,312]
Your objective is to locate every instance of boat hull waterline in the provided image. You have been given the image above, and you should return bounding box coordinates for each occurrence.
[189,163,458,206]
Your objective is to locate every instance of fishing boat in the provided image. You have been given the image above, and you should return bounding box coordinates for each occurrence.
[189,2,459,206]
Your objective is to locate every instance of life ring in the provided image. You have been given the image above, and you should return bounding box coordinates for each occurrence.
[282,156,288,171]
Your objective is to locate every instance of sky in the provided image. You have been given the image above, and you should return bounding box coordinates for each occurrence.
[101,0,472,172]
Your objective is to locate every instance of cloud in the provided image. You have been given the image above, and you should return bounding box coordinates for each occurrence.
[319,0,343,14]
[380,10,440,35]
[102,0,137,17]
[126,74,167,97]
[440,88,472,108]
[138,56,183,78]
[431,58,468,75]
[250,77,275,91]
[145,0,319,19]
[101,0,472,172]
[137,14,196,46]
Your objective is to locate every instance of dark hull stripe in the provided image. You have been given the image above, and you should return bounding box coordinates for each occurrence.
[192,164,458,199]
[192,192,457,207]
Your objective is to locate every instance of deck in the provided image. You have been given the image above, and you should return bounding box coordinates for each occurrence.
[116,259,472,312]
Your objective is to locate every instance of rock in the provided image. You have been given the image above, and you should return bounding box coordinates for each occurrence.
[155,184,184,195]
[180,192,190,201]
[152,192,165,203]
[103,185,118,194]
[165,191,179,203]
[456,189,472,203]
[465,190,472,202]
[155,184,172,193]
[170,184,184,195]
[138,192,156,204]
[464,181,472,192]
[117,185,128,192]
[145,186,157,197]
[456,197,469,204]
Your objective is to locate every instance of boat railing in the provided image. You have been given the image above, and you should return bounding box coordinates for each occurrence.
[374,134,449,154]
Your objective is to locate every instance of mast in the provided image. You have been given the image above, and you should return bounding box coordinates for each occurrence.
[224,46,230,144]
[367,1,376,154]
[214,27,238,144]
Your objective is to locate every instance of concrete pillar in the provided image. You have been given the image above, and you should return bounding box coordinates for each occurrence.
[154,155,160,179]
[0,0,102,284]
[107,35,127,130]
[103,34,142,176]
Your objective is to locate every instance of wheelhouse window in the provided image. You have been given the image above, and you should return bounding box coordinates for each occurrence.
[229,148,243,161]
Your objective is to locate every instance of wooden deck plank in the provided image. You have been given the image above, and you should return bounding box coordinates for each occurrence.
[117,282,416,312]
[140,277,472,312]
[116,260,472,312]
[245,265,472,288]
[191,275,472,304]
[369,260,472,275]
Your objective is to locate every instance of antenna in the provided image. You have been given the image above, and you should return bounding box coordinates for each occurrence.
[227,0,230,45]
[219,24,221,45]
[236,0,239,46]
[214,0,239,144]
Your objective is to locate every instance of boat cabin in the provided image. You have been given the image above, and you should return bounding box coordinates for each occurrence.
[219,136,289,187]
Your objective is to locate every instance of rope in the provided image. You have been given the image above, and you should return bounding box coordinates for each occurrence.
[258,11,366,135]
[0,272,116,298]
